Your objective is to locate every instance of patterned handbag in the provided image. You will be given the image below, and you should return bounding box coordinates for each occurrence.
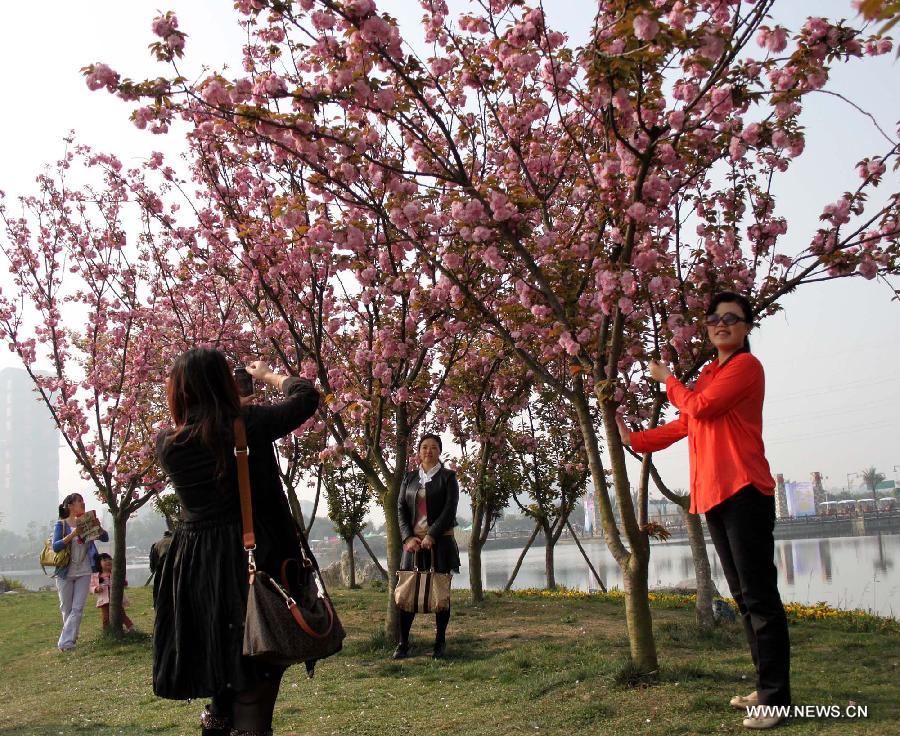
[234,417,345,670]
[394,550,451,613]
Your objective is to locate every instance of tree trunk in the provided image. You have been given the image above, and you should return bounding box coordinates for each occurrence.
[571,388,659,673]
[285,481,306,531]
[646,461,716,633]
[566,520,606,592]
[108,509,128,633]
[469,503,485,602]
[623,552,658,674]
[504,521,541,591]
[345,537,357,589]
[384,487,402,641]
[543,522,556,589]
[307,465,323,536]
[683,507,715,631]
[356,532,387,580]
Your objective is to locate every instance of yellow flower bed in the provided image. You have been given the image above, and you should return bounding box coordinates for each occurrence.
[504,588,897,631]
[507,587,693,605]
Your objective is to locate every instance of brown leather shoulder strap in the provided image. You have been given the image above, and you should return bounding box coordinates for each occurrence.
[234,417,255,550]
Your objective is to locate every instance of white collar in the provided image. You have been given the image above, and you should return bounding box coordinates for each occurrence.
[419,463,441,484]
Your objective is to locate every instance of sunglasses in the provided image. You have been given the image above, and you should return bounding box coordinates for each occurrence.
[704,313,748,327]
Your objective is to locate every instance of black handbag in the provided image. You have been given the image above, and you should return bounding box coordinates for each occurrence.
[234,417,345,670]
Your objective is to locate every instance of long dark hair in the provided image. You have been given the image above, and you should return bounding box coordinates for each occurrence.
[706,291,754,352]
[164,348,241,480]
[58,493,84,519]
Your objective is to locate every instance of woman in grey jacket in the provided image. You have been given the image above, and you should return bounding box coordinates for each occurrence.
[394,434,460,659]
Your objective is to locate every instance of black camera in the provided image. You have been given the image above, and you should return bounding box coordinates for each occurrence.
[234,367,254,398]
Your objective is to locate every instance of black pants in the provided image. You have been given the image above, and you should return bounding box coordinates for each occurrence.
[210,666,286,733]
[705,486,791,706]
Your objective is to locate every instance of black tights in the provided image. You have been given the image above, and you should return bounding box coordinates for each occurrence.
[209,667,285,733]
[399,605,450,646]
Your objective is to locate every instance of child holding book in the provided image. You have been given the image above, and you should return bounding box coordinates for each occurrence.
[91,553,133,631]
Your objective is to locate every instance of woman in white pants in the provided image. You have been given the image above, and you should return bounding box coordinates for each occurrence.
[52,493,109,651]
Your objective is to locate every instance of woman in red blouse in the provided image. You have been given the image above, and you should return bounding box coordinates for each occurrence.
[617,292,790,730]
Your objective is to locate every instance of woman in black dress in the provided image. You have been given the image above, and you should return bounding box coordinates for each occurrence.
[153,348,319,736]
[394,434,460,659]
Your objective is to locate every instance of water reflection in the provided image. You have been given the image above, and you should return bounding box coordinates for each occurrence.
[781,544,795,586]
[874,533,892,575]
[464,533,899,617]
[819,539,832,582]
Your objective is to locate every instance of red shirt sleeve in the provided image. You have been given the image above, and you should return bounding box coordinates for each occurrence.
[630,413,688,453]
[665,355,762,420]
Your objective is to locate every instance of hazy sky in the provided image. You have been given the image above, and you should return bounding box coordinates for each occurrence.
[0,1,898,510]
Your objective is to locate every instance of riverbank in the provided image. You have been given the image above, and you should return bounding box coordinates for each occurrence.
[4,532,897,616]
[0,587,896,735]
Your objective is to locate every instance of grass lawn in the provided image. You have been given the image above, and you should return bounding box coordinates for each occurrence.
[0,585,896,735]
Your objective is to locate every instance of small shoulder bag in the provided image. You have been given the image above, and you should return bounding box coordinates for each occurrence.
[39,525,70,575]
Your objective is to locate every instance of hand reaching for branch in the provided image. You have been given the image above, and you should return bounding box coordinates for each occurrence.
[647,360,672,383]
[615,416,632,447]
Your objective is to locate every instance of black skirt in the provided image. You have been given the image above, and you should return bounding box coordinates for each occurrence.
[152,515,287,699]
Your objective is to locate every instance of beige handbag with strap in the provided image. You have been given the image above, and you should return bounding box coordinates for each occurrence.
[394,550,451,613]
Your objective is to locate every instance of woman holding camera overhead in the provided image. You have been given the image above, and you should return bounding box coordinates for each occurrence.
[394,433,460,660]
[153,349,319,736]
[616,292,789,730]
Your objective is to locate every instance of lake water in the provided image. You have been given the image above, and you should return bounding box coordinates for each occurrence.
[5,533,897,618]
[458,534,899,617]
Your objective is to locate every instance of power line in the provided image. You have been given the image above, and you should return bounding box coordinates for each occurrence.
[765,417,897,445]
[766,375,896,402]
[765,396,900,426]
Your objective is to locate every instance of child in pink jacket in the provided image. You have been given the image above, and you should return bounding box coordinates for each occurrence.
[91,553,133,631]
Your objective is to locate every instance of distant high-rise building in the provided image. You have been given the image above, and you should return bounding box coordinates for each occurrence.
[0,367,60,533]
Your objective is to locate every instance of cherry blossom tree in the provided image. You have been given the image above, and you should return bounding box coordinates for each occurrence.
[83,93,466,638]
[87,0,899,671]
[509,389,589,590]
[323,459,371,587]
[0,146,168,632]
[440,334,530,601]
[275,431,328,535]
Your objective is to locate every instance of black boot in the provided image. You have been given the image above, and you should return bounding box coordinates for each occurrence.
[392,642,410,660]
[200,705,231,736]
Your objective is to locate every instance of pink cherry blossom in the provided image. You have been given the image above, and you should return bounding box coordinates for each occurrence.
[633,15,660,41]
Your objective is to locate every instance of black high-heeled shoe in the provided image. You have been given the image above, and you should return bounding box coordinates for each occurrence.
[200,705,231,736]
